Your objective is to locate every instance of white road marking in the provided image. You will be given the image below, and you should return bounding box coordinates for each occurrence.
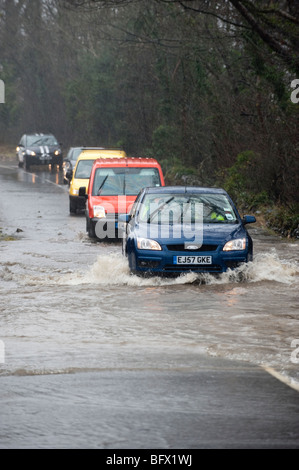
[262,365,299,392]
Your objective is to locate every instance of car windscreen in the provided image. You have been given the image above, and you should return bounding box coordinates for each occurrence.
[138,193,238,224]
[92,167,161,196]
[75,160,95,179]
[26,135,58,146]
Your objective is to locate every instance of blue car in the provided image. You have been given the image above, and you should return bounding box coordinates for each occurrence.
[120,186,256,276]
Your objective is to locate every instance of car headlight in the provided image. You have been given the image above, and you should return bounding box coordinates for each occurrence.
[223,238,246,251]
[93,206,106,219]
[137,237,162,251]
[26,150,36,156]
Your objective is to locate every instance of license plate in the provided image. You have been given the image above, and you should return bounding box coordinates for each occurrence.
[173,256,212,265]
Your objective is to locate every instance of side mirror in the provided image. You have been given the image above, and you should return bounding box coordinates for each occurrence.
[79,187,87,198]
[243,215,256,225]
[118,214,131,223]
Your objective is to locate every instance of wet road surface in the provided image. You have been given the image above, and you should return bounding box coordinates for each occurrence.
[0,162,299,449]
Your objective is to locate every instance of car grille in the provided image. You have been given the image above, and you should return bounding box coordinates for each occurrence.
[138,260,160,268]
[225,260,243,269]
[164,265,223,273]
[166,244,218,252]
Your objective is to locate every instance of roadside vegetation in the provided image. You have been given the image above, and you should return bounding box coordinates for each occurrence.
[0,145,15,162]
[0,0,298,237]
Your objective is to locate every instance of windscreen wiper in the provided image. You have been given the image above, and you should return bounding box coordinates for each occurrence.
[199,196,228,219]
[97,175,109,195]
[147,197,174,223]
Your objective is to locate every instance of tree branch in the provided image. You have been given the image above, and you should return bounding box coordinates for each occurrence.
[229,0,299,73]
[177,1,250,30]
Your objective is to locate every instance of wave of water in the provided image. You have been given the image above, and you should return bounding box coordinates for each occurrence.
[59,251,299,287]
[0,248,298,289]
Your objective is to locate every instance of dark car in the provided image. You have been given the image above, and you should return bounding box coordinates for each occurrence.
[120,186,256,276]
[63,147,84,184]
[16,133,63,171]
[63,147,106,184]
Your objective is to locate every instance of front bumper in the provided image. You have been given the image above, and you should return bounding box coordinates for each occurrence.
[129,246,250,275]
[26,154,62,165]
[70,195,86,210]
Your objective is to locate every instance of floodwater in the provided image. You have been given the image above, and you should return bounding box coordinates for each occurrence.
[0,163,299,448]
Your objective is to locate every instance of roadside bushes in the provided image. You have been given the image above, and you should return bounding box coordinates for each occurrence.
[265,205,299,239]
[220,150,274,209]
[220,150,299,238]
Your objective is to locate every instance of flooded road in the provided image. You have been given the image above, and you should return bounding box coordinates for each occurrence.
[0,162,299,449]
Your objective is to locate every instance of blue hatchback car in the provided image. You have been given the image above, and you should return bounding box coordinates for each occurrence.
[120,186,256,276]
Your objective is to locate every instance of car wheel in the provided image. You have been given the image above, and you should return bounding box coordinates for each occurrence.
[24,157,31,171]
[122,236,127,256]
[88,219,96,239]
[69,200,77,214]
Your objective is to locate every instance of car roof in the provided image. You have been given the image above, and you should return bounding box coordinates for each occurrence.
[92,157,162,168]
[66,147,104,156]
[142,186,228,195]
[25,133,55,137]
[77,149,127,160]
[68,147,105,151]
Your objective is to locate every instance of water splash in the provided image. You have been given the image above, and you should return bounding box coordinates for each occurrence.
[235,252,299,284]
[60,254,198,287]
[59,251,299,287]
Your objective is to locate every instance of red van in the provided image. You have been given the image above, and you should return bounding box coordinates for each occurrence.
[81,157,165,239]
